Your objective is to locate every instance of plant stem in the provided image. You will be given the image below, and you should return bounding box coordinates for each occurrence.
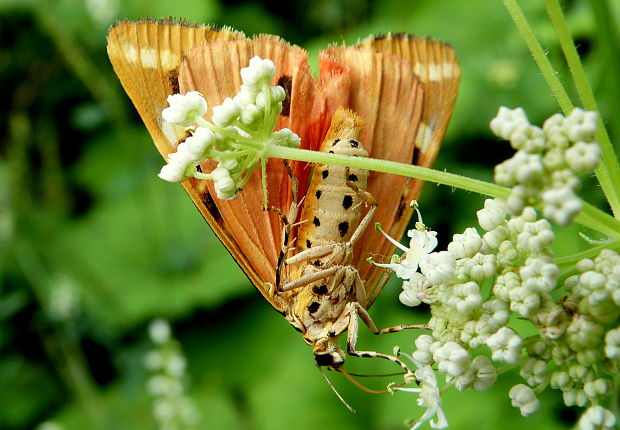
[265,145,620,238]
[502,0,573,114]
[13,241,103,420]
[545,0,620,217]
[555,239,620,267]
[577,202,620,240]
[33,0,128,130]
[266,146,508,197]
[589,0,620,138]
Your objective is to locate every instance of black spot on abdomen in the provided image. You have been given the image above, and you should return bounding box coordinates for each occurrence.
[307,301,320,313]
[312,284,328,295]
[315,190,322,199]
[342,195,353,210]
[338,221,349,237]
[313,216,321,226]
[348,173,358,182]
[322,169,329,179]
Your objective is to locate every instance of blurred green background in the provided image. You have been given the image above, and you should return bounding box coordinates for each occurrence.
[1,0,617,429]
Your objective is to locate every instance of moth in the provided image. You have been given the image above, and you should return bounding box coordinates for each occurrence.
[107,20,460,371]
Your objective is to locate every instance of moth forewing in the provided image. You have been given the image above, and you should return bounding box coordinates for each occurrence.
[176,37,334,308]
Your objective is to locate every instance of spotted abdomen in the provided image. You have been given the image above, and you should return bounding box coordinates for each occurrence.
[297,109,368,252]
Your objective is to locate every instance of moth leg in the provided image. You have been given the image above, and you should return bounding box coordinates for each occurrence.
[287,189,378,268]
[268,160,301,288]
[262,204,291,288]
[282,159,299,209]
[353,302,428,334]
[344,172,378,247]
[285,243,334,265]
[344,301,427,374]
[278,265,340,292]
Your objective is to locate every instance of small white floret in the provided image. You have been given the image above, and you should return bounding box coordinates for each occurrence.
[149,319,171,344]
[420,251,456,285]
[211,166,237,200]
[509,384,539,416]
[578,406,616,430]
[487,327,522,363]
[162,91,207,126]
[240,56,276,88]
[211,97,241,127]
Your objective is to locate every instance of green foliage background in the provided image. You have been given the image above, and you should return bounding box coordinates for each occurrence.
[0,0,617,429]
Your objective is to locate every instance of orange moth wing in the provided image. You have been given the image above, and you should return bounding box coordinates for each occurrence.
[321,34,461,305]
[107,20,332,310]
[177,37,332,307]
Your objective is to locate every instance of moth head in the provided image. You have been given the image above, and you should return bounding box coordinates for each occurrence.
[313,337,345,368]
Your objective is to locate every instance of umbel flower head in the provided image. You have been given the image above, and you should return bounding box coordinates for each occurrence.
[158,56,300,199]
[376,108,612,429]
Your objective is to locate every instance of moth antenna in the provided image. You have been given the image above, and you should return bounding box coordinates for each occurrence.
[345,371,405,378]
[337,367,407,394]
[317,366,358,415]
[337,367,386,394]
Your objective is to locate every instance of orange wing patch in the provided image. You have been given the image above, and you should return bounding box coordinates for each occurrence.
[321,35,460,305]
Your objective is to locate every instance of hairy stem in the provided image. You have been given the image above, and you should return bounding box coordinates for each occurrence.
[502,0,573,113]
[545,0,620,217]
[265,145,620,238]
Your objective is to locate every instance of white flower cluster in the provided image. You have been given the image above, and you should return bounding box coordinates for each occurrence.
[410,199,616,419]
[491,107,600,225]
[158,57,300,200]
[379,109,613,427]
[145,319,199,430]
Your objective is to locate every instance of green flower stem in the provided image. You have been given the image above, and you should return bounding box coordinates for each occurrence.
[576,202,620,240]
[195,117,260,149]
[555,239,620,267]
[545,0,620,218]
[502,0,573,114]
[589,0,620,136]
[194,172,212,180]
[264,145,620,238]
[266,145,507,197]
[34,0,128,130]
[13,241,103,420]
[612,374,620,425]
[260,157,268,207]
